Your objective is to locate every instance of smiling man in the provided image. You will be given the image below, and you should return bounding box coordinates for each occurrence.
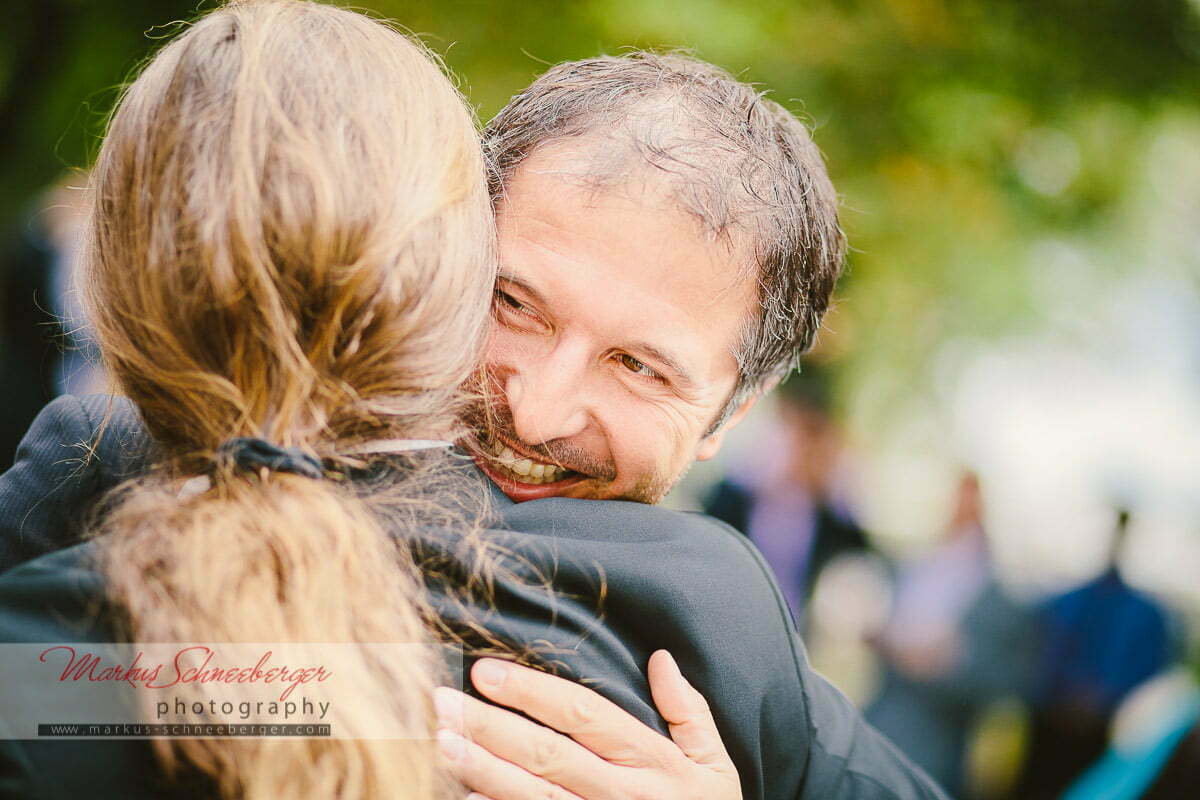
[436,53,947,800]
[469,53,843,503]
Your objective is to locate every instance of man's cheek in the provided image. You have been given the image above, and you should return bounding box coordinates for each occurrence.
[608,429,663,487]
[644,403,705,458]
[482,324,513,364]
[485,326,548,376]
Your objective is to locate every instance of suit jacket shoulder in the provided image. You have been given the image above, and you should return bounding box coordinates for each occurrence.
[0,395,148,572]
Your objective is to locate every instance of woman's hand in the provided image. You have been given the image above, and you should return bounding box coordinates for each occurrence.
[434,650,742,800]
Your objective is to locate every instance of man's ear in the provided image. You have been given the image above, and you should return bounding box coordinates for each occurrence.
[696,392,762,462]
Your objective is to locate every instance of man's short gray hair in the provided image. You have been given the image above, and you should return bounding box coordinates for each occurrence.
[484,51,845,430]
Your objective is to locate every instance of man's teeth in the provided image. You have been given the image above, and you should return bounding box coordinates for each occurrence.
[484,440,568,485]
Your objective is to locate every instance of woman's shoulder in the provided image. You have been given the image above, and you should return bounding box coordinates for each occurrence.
[9,394,147,476]
[0,540,185,800]
[0,542,109,643]
[0,396,149,572]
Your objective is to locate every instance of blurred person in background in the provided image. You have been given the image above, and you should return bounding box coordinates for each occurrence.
[703,363,869,621]
[1060,666,1200,800]
[865,470,1034,799]
[1012,508,1175,800]
[1136,707,1200,799]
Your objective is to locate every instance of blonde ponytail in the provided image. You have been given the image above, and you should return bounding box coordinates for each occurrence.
[82,1,494,797]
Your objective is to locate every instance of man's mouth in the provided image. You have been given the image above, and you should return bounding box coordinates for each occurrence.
[477,434,576,485]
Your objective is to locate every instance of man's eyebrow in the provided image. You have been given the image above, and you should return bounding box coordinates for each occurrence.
[496,271,549,307]
[629,342,697,389]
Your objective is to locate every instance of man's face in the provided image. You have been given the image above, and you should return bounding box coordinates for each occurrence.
[469,146,759,503]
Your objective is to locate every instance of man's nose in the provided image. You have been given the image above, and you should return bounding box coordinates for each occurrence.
[504,342,591,445]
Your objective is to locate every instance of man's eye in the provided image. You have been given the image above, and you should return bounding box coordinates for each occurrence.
[494,290,538,322]
[617,353,661,379]
[494,290,525,313]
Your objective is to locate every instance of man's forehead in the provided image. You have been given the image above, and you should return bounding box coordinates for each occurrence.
[496,146,758,301]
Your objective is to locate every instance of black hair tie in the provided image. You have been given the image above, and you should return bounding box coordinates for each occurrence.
[217,437,325,480]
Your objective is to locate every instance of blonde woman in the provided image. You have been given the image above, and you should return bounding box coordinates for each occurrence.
[0,1,494,797]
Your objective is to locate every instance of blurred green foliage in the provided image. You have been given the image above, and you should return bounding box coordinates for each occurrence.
[3,0,1197,425]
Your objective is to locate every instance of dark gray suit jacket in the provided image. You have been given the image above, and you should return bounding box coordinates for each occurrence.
[0,395,949,800]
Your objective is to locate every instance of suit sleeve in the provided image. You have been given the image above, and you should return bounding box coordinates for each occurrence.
[0,396,101,572]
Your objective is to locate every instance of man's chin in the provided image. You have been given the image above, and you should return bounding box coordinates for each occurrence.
[473,454,595,502]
